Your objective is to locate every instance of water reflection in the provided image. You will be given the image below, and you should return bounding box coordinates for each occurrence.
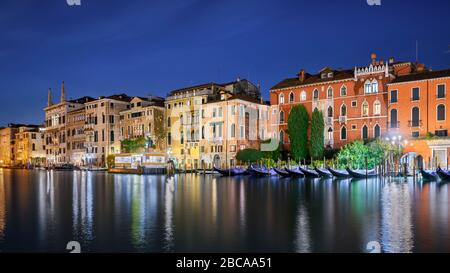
[381,182,414,253]
[0,171,450,252]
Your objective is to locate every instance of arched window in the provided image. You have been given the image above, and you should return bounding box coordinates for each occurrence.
[289,92,294,103]
[167,117,171,127]
[279,94,285,104]
[327,127,333,140]
[364,80,372,94]
[231,124,236,138]
[340,104,347,116]
[411,107,420,127]
[279,130,285,144]
[180,131,184,144]
[373,100,381,115]
[362,101,369,116]
[327,87,333,98]
[279,111,285,123]
[437,104,446,121]
[340,85,347,96]
[202,126,205,139]
[362,125,368,140]
[374,124,381,138]
[390,109,398,128]
[313,89,319,100]
[300,91,307,101]
[371,79,378,93]
[340,127,347,140]
[327,106,333,118]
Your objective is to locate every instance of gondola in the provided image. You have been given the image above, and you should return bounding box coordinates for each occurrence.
[273,167,291,177]
[419,168,438,181]
[345,168,378,179]
[326,167,351,178]
[436,167,450,181]
[284,167,305,177]
[314,167,333,178]
[248,165,276,176]
[213,166,247,176]
[298,166,320,178]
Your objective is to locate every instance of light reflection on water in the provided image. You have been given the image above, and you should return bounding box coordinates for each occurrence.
[0,169,449,253]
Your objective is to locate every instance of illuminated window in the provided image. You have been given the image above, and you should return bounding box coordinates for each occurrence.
[362,101,369,116]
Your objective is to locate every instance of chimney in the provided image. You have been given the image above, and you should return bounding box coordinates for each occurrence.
[388,57,395,64]
[371,53,377,65]
[299,69,305,82]
[416,63,425,72]
[47,88,53,107]
[60,81,66,102]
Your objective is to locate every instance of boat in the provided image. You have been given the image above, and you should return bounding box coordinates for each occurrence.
[81,166,108,172]
[213,166,247,176]
[436,167,450,181]
[248,165,276,176]
[284,167,305,177]
[314,167,333,178]
[51,164,80,171]
[419,168,438,181]
[196,169,219,175]
[327,167,351,178]
[273,167,291,177]
[345,168,378,179]
[298,166,320,178]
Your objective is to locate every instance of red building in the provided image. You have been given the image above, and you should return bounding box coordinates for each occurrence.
[270,53,420,152]
[387,68,450,168]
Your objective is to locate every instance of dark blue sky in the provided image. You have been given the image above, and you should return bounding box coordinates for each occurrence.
[1,0,449,125]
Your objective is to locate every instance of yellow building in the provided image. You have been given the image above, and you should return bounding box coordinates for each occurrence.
[14,126,46,167]
[165,78,265,170]
[119,96,166,151]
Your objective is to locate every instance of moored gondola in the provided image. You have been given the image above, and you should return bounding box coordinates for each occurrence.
[298,166,320,178]
[273,167,291,177]
[314,167,333,178]
[326,167,351,178]
[213,166,247,176]
[284,167,305,177]
[436,167,450,181]
[248,165,276,176]
[345,168,378,179]
[419,168,438,181]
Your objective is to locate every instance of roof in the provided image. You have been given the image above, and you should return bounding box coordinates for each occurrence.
[168,82,218,96]
[270,69,354,90]
[207,92,265,105]
[106,93,133,102]
[69,96,96,104]
[389,69,450,84]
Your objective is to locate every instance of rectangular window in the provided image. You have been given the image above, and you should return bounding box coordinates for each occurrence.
[412,87,420,101]
[411,132,420,138]
[240,126,244,138]
[351,100,357,107]
[437,84,445,98]
[391,90,398,103]
[435,130,448,137]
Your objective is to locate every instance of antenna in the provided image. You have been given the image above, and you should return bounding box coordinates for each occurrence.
[415,40,419,62]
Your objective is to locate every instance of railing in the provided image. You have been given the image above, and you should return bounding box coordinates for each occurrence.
[410,97,420,101]
[326,117,333,125]
[338,116,347,123]
[408,120,422,128]
[387,121,400,129]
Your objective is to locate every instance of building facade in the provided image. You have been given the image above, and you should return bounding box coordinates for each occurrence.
[14,126,46,167]
[165,79,266,170]
[84,94,132,167]
[66,107,88,166]
[119,96,166,151]
[388,68,450,168]
[270,54,419,152]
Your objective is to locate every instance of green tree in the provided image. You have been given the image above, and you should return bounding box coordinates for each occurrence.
[336,139,389,169]
[121,137,146,153]
[236,148,263,163]
[261,138,281,161]
[310,109,324,159]
[288,105,309,161]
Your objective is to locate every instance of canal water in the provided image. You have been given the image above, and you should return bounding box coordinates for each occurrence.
[0,169,449,253]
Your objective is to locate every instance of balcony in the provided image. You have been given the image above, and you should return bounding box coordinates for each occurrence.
[387,121,400,129]
[410,97,420,102]
[338,116,347,123]
[326,117,333,125]
[408,120,422,128]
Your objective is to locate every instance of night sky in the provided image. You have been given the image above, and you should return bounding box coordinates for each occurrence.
[1,0,449,125]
